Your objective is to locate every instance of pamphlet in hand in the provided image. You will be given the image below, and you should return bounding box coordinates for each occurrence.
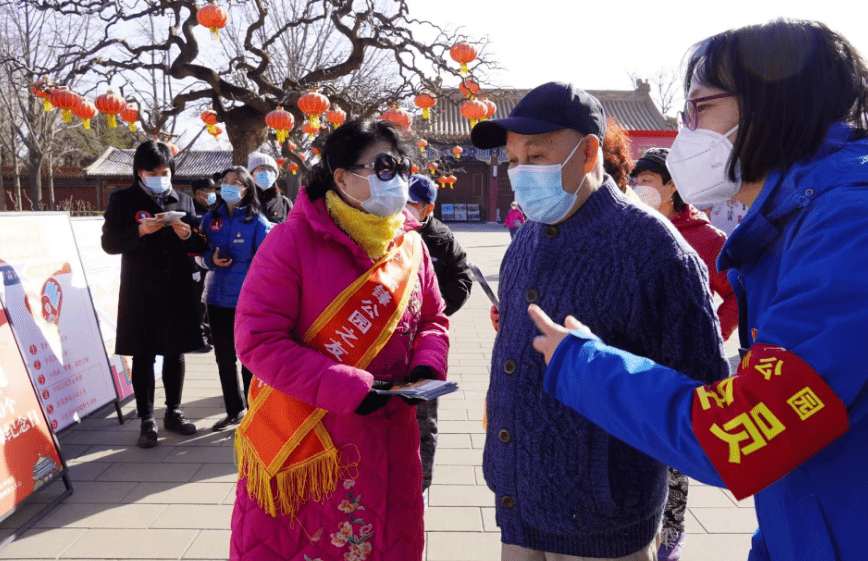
[155,211,186,224]
[372,379,460,401]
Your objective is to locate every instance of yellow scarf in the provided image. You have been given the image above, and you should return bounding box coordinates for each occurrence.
[326,190,405,260]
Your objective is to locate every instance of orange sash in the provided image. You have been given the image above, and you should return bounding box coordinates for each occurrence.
[236,231,422,518]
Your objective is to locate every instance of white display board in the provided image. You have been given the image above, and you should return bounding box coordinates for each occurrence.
[0,213,118,431]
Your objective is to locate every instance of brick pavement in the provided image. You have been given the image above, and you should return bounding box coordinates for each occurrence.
[0,222,756,560]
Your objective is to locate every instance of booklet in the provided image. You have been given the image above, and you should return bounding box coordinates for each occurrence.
[155,211,186,224]
[372,379,460,401]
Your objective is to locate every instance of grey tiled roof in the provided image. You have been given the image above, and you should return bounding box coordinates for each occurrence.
[84,147,233,179]
[415,86,673,143]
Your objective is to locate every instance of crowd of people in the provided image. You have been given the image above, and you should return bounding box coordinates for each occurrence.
[98,17,868,561]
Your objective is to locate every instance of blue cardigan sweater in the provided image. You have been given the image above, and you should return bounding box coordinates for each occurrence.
[486,179,729,557]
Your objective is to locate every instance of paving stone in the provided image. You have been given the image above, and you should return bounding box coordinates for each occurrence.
[60,528,198,559]
[425,531,501,561]
[189,463,239,484]
[151,505,234,529]
[481,507,497,532]
[433,448,483,466]
[124,482,235,505]
[430,465,477,486]
[163,446,235,464]
[97,462,202,483]
[690,507,758,534]
[183,529,231,559]
[70,445,175,464]
[679,533,753,561]
[438,420,486,434]
[437,434,473,449]
[424,507,483,531]
[430,485,495,507]
[66,462,112,481]
[34,503,167,529]
[686,485,740,508]
[0,528,86,559]
[63,481,139,504]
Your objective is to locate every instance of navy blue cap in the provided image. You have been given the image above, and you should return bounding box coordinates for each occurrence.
[408,174,437,204]
[471,81,607,149]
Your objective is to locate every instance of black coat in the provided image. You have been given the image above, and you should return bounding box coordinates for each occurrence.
[418,216,473,316]
[259,186,293,224]
[101,184,207,356]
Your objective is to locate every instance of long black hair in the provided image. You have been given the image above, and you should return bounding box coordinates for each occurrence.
[305,119,411,201]
[685,19,868,184]
[214,166,262,222]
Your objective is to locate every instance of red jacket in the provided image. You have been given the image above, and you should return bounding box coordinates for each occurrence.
[670,204,738,340]
[505,208,525,228]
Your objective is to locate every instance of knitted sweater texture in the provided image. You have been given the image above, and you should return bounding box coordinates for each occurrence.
[485,180,729,557]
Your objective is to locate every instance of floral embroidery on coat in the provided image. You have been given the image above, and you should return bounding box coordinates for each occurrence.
[330,479,374,560]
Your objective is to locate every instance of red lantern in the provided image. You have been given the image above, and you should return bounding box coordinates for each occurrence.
[458,77,480,99]
[287,140,297,151]
[120,103,139,132]
[49,87,82,123]
[163,142,180,156]
[482,98,497,121]
[201,109,218,135]
[452,146,463,160]
[414,93,437,120]
[411,164,420,174]
[275,157,286,169]
[381,104,412,129]
[94,91,127,129]
[197,1,228,40]
[460,99,487,128]
[298,90,330,132]
[73,100,97,130]
[265,106,295,144]
[288,162,299,176]
[30,78,55,112]
[302,122,320,140]
[450,41,477,75]
[437,176,449,189]
[416,139,428,153]
[209,124,224,141]
[428,162,438,176]
[325,107,346,127]
[311,147,321,156]
[446,174,457,189]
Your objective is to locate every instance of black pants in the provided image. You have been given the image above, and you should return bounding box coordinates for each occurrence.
[208,304,252,416]
[416,398,439,491]
[131,354,185,419]
[191,272,212,345]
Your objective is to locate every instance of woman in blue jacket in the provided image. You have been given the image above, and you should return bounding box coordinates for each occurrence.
[200,166,272,431]
[530,20,868,561]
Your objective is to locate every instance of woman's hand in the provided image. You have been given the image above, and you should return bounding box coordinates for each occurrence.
[490,305,500,332]
[212,248,233,268]
[171,220,191,240]
[528,304,593,364]
[138,217,163,237]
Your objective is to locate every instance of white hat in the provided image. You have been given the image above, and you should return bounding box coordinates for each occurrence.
[247,152,278,174]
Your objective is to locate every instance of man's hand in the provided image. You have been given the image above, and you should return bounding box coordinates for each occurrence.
[490,305,499,332]
[212,248,233,268]
[528,304,592,364]
[138,218,163,237]
[171,220,192,239]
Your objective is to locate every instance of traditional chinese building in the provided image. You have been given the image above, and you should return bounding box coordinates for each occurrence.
[416,81,676,222]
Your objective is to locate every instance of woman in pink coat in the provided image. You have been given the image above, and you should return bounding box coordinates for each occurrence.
[231,120,449,561]
[504,201,525,239]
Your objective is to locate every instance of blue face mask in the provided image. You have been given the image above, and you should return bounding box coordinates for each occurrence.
[346,173,409,217]
[220,184,245,206]
[254,170,277,190]
[205,192,217,206]
[507,139,587,224]
[142,175,171,195]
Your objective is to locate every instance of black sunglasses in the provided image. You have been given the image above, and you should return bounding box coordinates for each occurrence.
[349,154,411,181]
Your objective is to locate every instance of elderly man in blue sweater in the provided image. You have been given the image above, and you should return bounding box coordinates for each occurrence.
[470,82,730,561]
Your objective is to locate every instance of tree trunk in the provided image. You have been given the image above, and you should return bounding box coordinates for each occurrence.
[48,152,56,211]
[284,171,301,202]
[224,105,268,166]
[0,139,6,212]
[11,130,22,211]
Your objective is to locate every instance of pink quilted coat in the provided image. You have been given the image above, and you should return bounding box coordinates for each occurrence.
[231,187,449,561]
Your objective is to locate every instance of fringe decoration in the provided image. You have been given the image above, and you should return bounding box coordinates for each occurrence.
[235,428,340,520]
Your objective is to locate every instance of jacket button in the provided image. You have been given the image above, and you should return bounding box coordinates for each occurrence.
[525,288,539,303]
[545,225,559,238]
[501,496,516,509]
[498,429,511,443]
[503,359,517,374]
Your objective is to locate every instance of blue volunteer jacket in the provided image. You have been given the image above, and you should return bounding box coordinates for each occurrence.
[200,204,272,308]
[543,123,868,561]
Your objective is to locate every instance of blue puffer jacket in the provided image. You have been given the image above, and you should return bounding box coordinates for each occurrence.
[543,123,868,561]
[200,204,272,308]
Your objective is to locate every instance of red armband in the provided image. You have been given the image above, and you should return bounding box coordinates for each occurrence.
[691,344,849,500]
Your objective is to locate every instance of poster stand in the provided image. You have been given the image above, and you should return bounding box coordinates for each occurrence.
[0,459,73,550]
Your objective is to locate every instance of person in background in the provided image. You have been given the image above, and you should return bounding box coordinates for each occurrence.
[405,173,473,507]
[199,167,272,431]
[504,201,525,239]
[247,152,293,223]
[190,177,219,353]
[230,119,449,561]
[531,20,868,561]
[101,140,206,448]
[602,117,636,193]
[471,82,729,561]
[632,146,736,560]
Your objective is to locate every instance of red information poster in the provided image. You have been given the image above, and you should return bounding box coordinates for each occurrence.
[0,305,63,515]
[0,213,118,432]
